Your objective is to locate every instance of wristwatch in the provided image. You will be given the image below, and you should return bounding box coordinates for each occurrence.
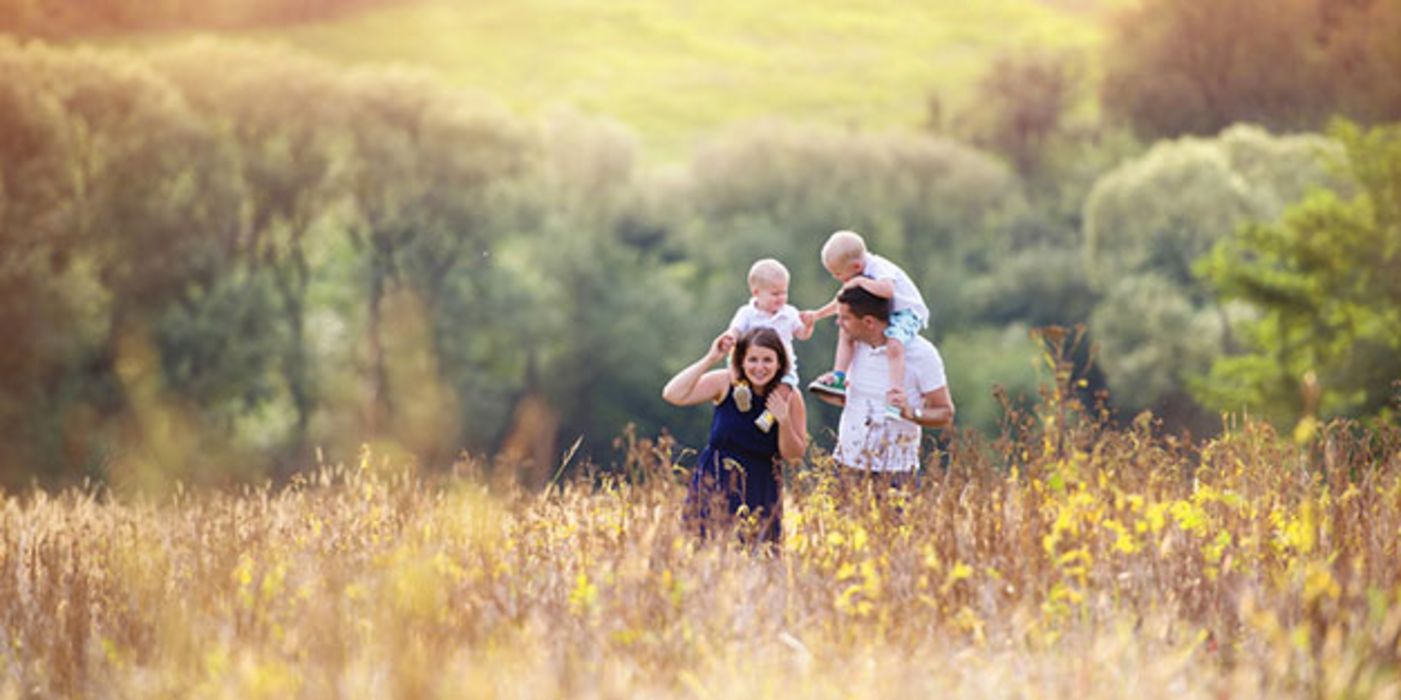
[907,406,924,421]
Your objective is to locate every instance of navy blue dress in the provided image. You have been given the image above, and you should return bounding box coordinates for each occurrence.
[685,383,783,542]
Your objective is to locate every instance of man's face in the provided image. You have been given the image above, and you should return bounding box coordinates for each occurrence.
[836,303,879,346]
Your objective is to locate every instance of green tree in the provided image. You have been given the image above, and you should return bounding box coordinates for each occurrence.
[0,45,102,482]
[1196,121,1401,425]
[1082,125,1340,423]
[506,112,693,478]
[0,42,252,485]
[682,122,1019,336]
[150,40,354,452]
[341,67,535,461]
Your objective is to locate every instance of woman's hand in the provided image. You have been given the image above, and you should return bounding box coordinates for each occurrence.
[770,384,807,461]
[765,385,793,424]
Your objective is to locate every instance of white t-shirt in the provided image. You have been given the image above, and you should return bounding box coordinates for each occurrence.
[863,253,929,325]
[729,300,803,369]
[834,334,947,472]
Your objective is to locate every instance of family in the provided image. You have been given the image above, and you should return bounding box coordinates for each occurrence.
[661,230,956,543]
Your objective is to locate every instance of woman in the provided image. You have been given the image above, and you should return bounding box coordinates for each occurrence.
[662,327,808,543]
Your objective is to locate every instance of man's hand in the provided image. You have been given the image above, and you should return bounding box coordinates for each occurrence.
[886,386,907,407]
[798,310,816,328]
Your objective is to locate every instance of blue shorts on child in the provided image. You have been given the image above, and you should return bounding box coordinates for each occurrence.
[883,308,926,345]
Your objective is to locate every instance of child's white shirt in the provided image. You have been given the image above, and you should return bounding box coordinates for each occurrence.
[863,252,929,324]
[729,300,803,367]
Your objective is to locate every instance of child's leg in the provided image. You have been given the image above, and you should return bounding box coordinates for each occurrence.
[807,329,853,394]
[885,337,906,404]
[833,325,855,374]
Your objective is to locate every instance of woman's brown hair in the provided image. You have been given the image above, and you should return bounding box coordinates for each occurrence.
[732,327,789,395]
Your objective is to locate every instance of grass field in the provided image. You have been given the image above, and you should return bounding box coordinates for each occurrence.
[228,0,1117,160]
[4,393,1399,698]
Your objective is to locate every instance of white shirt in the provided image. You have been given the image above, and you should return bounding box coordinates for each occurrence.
[834,334,947,472]
[863,253,929,324]
[729,300,803,368]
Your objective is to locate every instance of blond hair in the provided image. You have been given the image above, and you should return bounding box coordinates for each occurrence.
[821,230,866,270]
[747,258,789,290]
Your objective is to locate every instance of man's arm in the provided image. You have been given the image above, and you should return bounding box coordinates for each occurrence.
[899,386,954,428]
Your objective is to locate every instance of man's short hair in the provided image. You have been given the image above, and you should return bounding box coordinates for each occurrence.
[837,285,890,322]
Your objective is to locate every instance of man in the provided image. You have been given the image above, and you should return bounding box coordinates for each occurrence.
[811,286,954,476]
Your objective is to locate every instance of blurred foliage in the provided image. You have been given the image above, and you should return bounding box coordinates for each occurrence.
[1081,125,1343,426]
[0,0,408,37]
[956,47,1084,182]
[680,121,1022,334]
[1196,121,1401,426]
[1102,0,1401,139]
[0,25,1395,486]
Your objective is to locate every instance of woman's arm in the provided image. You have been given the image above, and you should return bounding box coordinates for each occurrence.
[662,333,734,406]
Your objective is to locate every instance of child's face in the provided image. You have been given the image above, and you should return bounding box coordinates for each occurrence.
[752,282,788,314]
[825,258,862,284]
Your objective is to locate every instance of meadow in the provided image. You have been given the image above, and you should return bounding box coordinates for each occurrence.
[5,2,1398,696]
[4,364,1398,699]
[236,0,1115,160]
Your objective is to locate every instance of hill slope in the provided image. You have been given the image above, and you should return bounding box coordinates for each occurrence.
[241,0,1113,160]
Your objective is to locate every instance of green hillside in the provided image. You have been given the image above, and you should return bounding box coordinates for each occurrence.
[238,0,1115,160]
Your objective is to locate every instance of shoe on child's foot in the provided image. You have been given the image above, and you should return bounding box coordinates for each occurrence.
[754,410,776,433]
[807,372,847,397]
[732,381,753,412]
[884,405,904,420]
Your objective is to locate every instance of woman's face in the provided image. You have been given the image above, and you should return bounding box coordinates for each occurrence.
[741,344,781,388]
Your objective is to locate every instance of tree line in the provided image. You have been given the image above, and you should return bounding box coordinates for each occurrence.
[1,3,1398,488]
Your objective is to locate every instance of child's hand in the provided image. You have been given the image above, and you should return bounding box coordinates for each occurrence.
[712,331,736,358]
[798,310,816,327]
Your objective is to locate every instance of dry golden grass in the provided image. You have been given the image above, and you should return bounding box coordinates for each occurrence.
[3,385,1400,698]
